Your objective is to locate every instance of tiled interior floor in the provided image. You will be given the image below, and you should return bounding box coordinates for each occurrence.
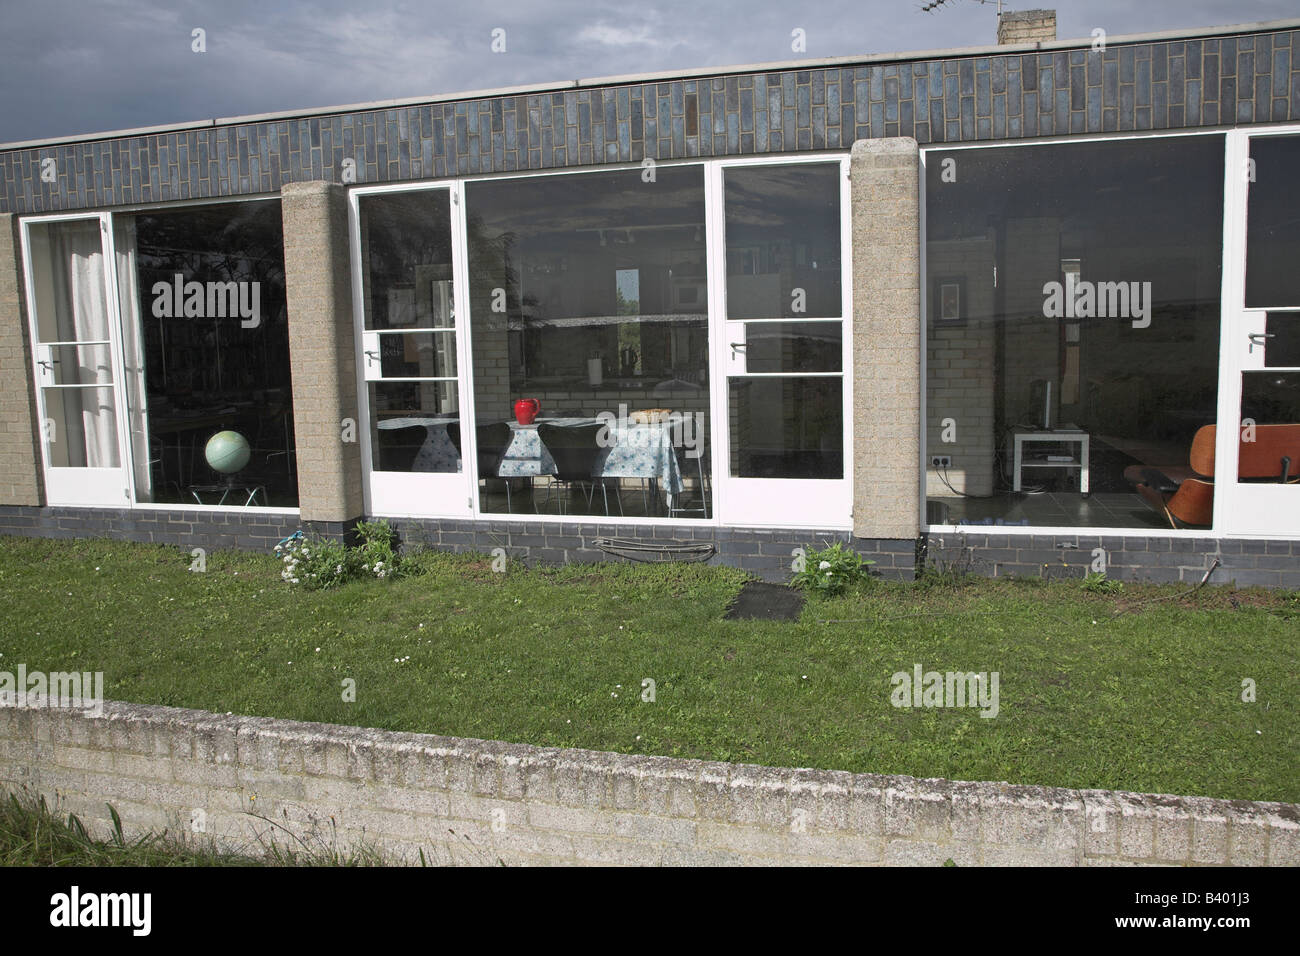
[929,491,1173,530]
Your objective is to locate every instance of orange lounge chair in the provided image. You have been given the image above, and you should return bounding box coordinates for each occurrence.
[1124,424,1300,528]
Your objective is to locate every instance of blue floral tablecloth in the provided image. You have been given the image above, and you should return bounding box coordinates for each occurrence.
[494,420,684,508]
[497,423,557,477]
[376,417,461,473]
[595,423,684,504]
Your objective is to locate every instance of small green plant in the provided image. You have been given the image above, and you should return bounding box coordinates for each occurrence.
[354,519,401,580]
[1082,571,1123,594]
[792,542,874,596]
[275,520,403,589]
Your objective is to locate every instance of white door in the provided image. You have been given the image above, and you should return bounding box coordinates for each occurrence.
[22,214,133,507]
[708,157,853,528]
[1216,129,1300,534]
[352,184,476,518]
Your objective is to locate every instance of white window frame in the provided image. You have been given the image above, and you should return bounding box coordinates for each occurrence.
[348,151,855,528]
[1214,123,1300,536]
[918,125,1256,539]
[18,195,302,515]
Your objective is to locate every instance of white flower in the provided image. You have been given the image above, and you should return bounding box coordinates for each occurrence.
[818,560,831,570]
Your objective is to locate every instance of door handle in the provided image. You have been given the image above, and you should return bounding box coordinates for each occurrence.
[729,342,747,353]
[1248,332,1274,353]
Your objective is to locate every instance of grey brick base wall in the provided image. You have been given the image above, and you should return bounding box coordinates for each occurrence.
[386,518,917,582]
[2,701,1295,866]
[0,505,915,582]
[923,532,1300,590]
[0,505,302,552]
[3,505,1298,588]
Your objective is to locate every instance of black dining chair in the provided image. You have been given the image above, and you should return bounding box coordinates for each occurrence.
[537,422,603,515]
[475,421,517,511]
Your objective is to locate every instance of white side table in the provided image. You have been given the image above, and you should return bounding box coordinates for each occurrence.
[1011,427,1090,494]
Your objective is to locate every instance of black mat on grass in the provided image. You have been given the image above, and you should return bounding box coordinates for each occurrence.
[723,581,806,621]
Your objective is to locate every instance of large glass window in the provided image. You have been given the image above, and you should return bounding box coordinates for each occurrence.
[466,167,711,518]
[119,200,296,506]
[924,135,1224,529]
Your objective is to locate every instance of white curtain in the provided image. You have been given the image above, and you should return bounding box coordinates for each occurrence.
[44,220,118,468]
[114,217,153,499]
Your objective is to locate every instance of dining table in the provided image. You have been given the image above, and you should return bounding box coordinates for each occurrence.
[493,417,683,509]
[375,416,461,472]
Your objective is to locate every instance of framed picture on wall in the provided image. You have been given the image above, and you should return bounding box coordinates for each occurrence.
[933,276,965,326]
[387,286,416,326]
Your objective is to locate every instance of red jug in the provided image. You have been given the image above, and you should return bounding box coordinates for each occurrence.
[513,398,540,425]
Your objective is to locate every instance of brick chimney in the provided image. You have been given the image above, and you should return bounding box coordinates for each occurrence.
[997,9,1057,45]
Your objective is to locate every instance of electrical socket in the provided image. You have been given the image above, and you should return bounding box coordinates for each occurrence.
[931,455,952,469]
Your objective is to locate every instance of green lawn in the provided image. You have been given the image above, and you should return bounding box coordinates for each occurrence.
[0,535,1296,803]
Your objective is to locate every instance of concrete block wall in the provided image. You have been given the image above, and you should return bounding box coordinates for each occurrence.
[0,214,42,506]
[851,137,922,541]
[1,701,1294,866]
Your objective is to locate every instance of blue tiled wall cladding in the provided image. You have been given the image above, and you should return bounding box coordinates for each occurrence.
[3,30,1297,214]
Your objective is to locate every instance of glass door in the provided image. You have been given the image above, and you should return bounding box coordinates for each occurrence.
[22,214,132,506]
[352,185,475,517]
[708,158,852,528]
[1218,131,1300,534]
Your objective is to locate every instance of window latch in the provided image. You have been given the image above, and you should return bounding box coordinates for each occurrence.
[1248,332,1274,353]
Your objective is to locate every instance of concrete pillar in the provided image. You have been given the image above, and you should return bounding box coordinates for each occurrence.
[850,137,921,541]
[280,182,363,525]
[0,214,44,506]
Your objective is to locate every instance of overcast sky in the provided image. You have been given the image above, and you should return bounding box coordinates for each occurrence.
[1,0,1295,143]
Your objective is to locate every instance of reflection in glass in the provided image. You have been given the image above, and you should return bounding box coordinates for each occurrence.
[923,135,1225,529]
[1262,313,1300,368]
[743,322,842,373]
[121,201,295,505]
[1245,136,1300,308]
[375,331,458,378]
[724,164,842,320]
[46,344,114,385]
[466,167,711,518]
[729,377,842,479]
[1239,371,1300,485]
[41,387,121,468]
[359,191,455,331]
[369,381,461,473]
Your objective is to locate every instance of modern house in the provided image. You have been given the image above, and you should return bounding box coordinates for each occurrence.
[1,10,1298,587]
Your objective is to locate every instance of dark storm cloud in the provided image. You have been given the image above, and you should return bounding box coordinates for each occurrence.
[1,0,1294,143]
